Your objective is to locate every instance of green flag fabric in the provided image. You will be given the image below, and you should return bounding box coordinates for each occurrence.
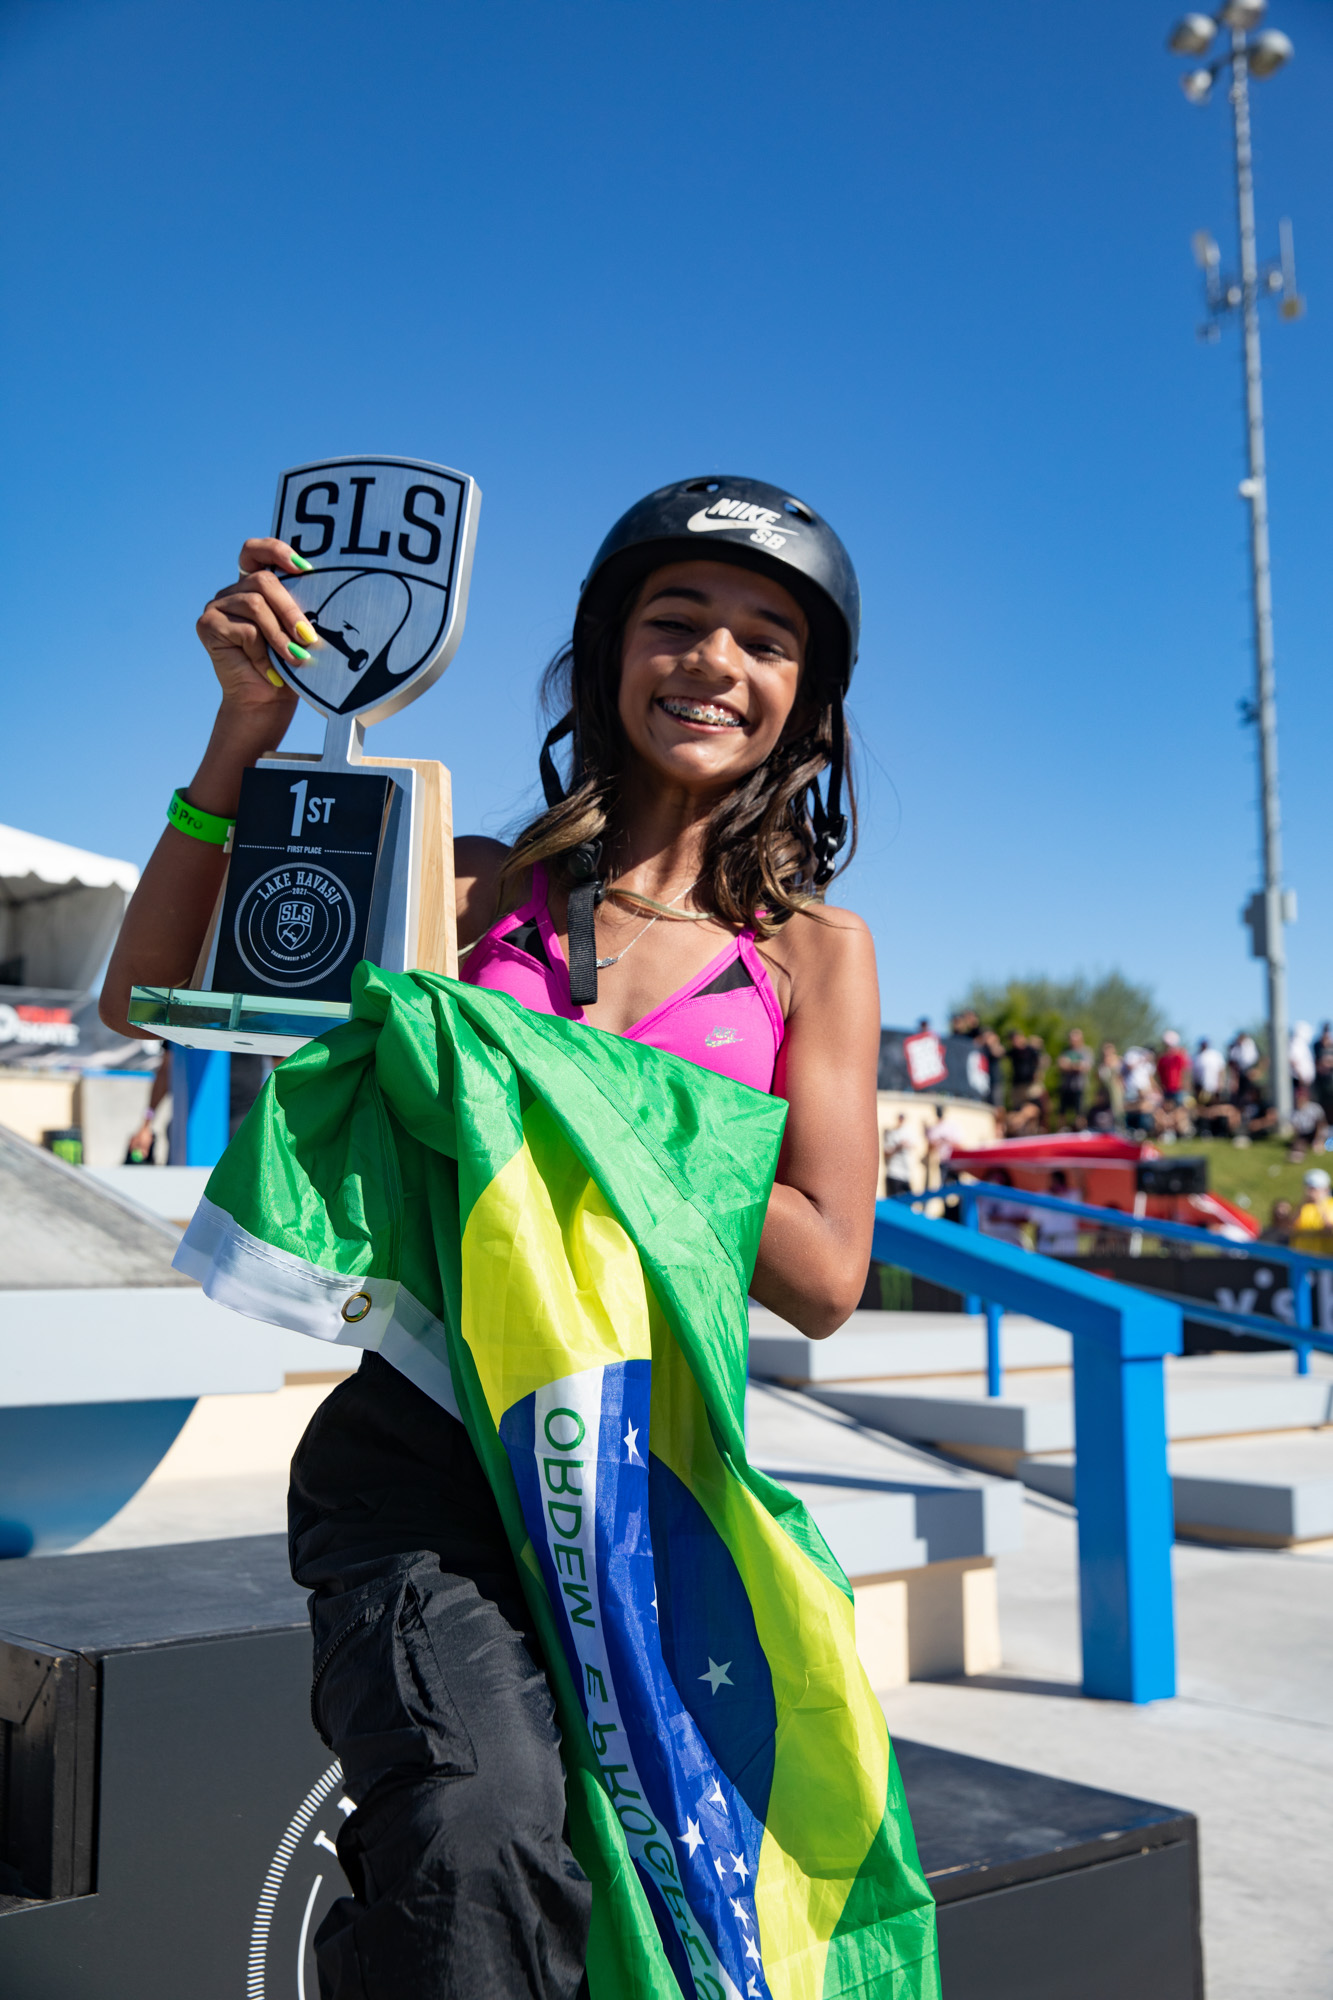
[177,964,939,2000]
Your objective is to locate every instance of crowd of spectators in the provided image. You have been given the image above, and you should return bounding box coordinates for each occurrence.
[949,1012,1333,1157]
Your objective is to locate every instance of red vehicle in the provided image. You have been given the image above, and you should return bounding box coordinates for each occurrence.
[945,1130,1259,1241]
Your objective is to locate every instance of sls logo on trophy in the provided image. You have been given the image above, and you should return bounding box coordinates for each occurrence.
[130,456,480,1056]
[265,458,475,724]
[231,867,355,989]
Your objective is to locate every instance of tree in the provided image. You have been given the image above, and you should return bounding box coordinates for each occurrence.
[953,973,1165,1065]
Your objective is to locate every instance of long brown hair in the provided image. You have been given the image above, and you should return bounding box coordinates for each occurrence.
[495,583,856,936]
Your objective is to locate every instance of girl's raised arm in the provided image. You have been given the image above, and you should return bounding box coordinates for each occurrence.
[100,540,316,1037]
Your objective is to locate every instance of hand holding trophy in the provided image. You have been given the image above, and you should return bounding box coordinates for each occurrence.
[129,456,480,1056]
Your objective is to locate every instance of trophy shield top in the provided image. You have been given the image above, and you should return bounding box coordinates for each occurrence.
[265,456,480,726]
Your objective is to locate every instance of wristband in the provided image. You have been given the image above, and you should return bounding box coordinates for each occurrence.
[167,789,235,849]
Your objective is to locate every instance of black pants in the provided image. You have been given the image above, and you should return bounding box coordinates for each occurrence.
[289,1353,592,1999]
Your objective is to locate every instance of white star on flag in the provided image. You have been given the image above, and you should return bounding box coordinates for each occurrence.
[699,1658,733,1694]
[714,1855,725,1878]
[650,1587,658,1618]
[730,1896,751,1930]
[624,1420,642,1464]
[678,1818,703,1857]
[708,1780,726,1807]
[744,1932,762,1965]
[747,1979,761,1997]
[729,1851,750,1884]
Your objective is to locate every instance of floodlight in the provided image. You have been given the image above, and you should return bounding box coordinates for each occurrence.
[1218,0,1266,26]
[1181,68,1215,102]
[1167,14,1218,53]
[1278,218,1305,318]
[1192,229,1220,269]
[1248,29,1293,76]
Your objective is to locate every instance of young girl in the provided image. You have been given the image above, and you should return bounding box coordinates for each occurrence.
[102,475,885,1999]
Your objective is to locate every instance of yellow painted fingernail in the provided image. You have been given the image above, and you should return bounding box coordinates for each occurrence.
[266,667,284,687]
[295,620,315,645]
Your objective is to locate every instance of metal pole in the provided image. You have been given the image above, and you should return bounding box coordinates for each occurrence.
[985,1301,1004,1399]
[1230,33,1292,1130]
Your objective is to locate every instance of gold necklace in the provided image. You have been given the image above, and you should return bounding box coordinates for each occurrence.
[595,878,704,971]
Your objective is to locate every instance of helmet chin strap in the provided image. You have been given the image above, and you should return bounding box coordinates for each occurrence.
[539,710,604,1005]
[809,702,848,888]
[539,712,575,810]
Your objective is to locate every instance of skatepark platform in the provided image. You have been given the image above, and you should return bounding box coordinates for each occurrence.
[0,1536,1202,1998]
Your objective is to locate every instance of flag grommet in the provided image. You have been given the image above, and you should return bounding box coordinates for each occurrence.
[340,1291,373,1324]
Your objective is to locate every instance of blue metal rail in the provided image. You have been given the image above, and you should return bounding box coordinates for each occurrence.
[895,1181,1333,1376]
[873,1201,1179,1705]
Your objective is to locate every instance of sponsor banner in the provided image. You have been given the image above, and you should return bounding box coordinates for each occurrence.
[0,987,149,1069]
[1068,1253,1329,1347]
[878,1029,992,1102]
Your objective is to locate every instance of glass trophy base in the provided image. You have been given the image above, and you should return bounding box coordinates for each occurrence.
[128,986,351,1056]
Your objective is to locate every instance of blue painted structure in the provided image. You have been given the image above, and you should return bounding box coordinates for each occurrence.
[873,1200,1181,1704]
[170,1048,231,1166]
[0,1400,196,1556]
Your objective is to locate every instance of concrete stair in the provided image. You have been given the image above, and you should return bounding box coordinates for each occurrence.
[749,1307,1069,1383]
[799,1353,1333,1460]
[746,1381,1022,1688]
[751,1303,1333,1548]
[1020,1429,1333,1548]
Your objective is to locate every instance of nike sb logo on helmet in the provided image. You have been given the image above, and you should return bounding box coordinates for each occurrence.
[685,496,798,553]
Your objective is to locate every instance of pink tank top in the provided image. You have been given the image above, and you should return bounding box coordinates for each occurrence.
[462,864,785,1093]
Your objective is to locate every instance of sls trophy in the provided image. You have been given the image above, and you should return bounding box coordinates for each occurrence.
[130,456,480,1056]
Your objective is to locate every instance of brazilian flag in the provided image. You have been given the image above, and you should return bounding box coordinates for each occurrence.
[177,966,939,2000]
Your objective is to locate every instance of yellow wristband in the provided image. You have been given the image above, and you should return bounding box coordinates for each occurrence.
[167,789,235,848]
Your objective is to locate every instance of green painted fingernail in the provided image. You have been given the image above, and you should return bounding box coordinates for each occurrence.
[289,642,311,662]
[290,553,313,572]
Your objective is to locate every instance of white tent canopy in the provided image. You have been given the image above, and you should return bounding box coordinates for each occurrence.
[0,823,139,992]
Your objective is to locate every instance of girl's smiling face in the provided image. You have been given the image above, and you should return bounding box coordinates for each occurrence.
[616,559,808,798]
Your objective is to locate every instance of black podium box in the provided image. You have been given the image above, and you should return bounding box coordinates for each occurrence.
[0,1537,1203,1999]
[0,1537,345,2000]
[897,1738,1203,1999]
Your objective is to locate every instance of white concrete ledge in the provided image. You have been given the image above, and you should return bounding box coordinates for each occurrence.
[748,1307,1069,1383]
[802,1353,1333,1466]
[0,1288,354,1406]
[1019,1428,1333,1547]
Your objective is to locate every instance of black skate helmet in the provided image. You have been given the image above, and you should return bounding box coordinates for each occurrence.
[573,475,860,694]
[541,475,861,1001]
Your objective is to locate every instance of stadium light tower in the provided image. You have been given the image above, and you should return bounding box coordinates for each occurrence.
[1167,0,1303,1129]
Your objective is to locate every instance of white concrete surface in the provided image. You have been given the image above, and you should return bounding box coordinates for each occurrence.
[882,1488,1333,2000]
[805,1349,1333,1457]
[1021,1426,1333,1544]
[85,1163,211,1226]
[748,1307,1070,1382]
[1,1288,362,1404]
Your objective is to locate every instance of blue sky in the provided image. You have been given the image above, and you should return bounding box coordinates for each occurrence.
[3,0,1330,1037]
